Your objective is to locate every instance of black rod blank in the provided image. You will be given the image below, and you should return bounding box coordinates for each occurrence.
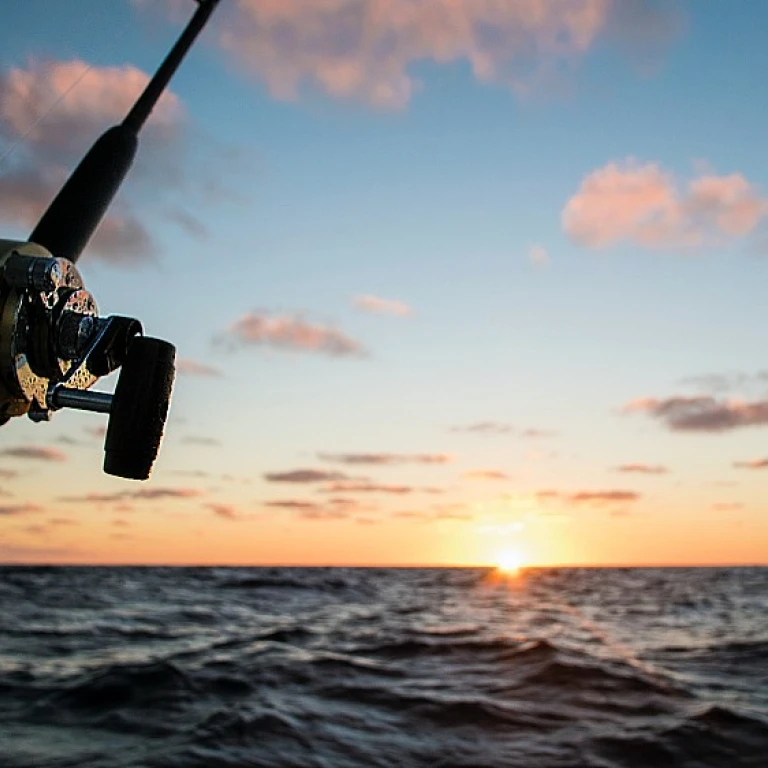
[29,0,220,263]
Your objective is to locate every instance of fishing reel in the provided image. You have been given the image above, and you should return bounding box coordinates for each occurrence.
[0,239,174,479]
[0,0,219,480]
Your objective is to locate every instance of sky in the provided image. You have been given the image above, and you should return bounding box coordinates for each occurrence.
[0,0,766,567]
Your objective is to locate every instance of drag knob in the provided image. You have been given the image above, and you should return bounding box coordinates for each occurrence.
[103,336,175,480]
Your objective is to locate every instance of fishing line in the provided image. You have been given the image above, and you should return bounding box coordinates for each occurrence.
[0,62,95,170]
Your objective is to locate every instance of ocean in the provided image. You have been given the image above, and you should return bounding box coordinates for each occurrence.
[0,566,766,767]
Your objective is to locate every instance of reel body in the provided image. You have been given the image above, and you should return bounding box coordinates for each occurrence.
[0,240,175,479]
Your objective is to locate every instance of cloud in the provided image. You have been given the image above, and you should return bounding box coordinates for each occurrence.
[562,159,768,250]
[177,358,223,377]
[711,502,743,511]
[222,312,364,356]
[60,487,202,503]
[182,435,222,446]
[0,446,66,461]
[528,244,550,268]
[264,469,354,483]
[317,452,452,465]
[297,508,348,520]
[0,503,43,516]
[679,371,768,394]
[190,0,680,109]
[353,294,411,316]
[733,458,768,470]
[463,470,510,481]
[535,489,640,506]
[450,422,554,438]
[0,59,182,264]
[0,469,18,479]
[614,463,668,474]
[0,59,179,157]
[394,511,430,521]
[522,429,557,439]
[265,500,323,510]
[0,543,83,560]
[47,517,79,526]
[451,422,516,434]
[623,395,768,432]
[206,503,240,520]
[569,490,640,505]
[322,482,414,495]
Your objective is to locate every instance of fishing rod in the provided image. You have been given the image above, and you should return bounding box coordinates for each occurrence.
[0,0,220,480]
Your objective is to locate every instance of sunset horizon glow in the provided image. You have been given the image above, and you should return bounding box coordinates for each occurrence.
[0,1,766,568]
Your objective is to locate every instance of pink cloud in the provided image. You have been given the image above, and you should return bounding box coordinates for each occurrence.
[60,487,202,503]
[0,59,179,156]
[322,482,413,495]
[563,159,768,250]
[462,470,510,481]
[0,446,66,462]
[318,452,452,465]
[624,395,768,432]
[207,503,240,520]
[615,463,668,474]
[224,312,364,356]
[265,469,353,483]
[0,59,184,264]
[353,294,412,316]
[528,244,550,268]
[569,490,640,505]
[0,503,44,516]
[733,458,768,469]
[177,358,223,377]
[192,0,679,109]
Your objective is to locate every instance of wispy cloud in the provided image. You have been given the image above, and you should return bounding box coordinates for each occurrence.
[353,294,411,316]
[221,312,364,356]
[264,469,355,484]
[182,435,221,446]
[563,159,768,250]
[265,500,323,511]
[623,395,768,432]
[462,470,511,481]
[168,0,680,109]
[0,503,44,516]
[451,422,516,434]
[0,59,181,264]
[321,482,414,495]
[318,452,451,465]
[528,244,550,268]
[568,490,640,505]
[614,463,668,475]
[451,422,554,438]
[0,446,66,461]
[535,489,641,507]
[711,502,744,511]
[733,458,768,469]
[60,487,203,503]
[206,503,240,520]
[177,358,223,377]
[679,371,768,394]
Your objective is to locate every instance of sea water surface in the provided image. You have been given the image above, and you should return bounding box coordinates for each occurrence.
[0,566,766,767]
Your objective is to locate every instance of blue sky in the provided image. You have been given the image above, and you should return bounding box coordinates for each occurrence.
[0,0,766,565]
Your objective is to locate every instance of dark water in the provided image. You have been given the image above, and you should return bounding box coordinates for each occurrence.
[0,567,766,768]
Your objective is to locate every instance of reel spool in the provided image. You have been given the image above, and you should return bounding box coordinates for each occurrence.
[0,240,174,479]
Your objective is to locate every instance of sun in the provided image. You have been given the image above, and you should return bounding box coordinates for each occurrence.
[495,549,525,574]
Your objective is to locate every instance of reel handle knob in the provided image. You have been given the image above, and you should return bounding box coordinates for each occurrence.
[103,336,175,480]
